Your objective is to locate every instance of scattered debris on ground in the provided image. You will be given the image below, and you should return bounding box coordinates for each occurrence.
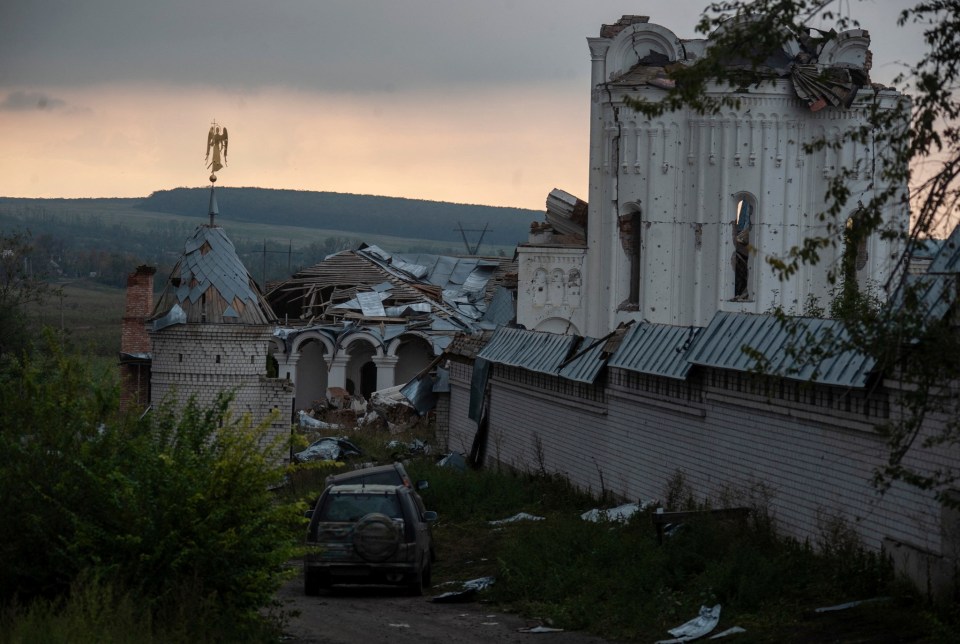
[488,512,546,525]
[437,452,467,470]
[430,576,496,603]
[656,604,724,643]
[580,500,654,523]
[291,436,363,463]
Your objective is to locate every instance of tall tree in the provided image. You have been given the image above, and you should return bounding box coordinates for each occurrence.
[0,230,58,359]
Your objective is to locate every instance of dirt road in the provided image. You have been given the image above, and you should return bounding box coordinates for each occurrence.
[275,569,614,644]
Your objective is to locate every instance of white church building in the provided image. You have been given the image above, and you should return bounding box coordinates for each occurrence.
[445,15,958,599]
[518,15,907,336]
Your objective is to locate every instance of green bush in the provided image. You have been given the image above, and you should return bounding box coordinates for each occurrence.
[0,343,302,639]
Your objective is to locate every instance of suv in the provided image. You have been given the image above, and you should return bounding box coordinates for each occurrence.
[324,462,421,490]
[304,483,437,595]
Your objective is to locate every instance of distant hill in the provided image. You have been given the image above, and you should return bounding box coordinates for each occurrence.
[136,187,537,248]
[0,188,541,287]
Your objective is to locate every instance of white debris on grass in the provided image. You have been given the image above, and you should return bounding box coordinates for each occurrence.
[709,626,747,639]
[580,500,654,523]
[297,410,343,430]
[488,512,546,525]
[518,625,565,633]
[463,576,495,591]
[655,604,722,643]
[814,597,890,613]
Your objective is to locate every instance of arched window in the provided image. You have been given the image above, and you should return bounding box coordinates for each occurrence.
[733,195,755,301]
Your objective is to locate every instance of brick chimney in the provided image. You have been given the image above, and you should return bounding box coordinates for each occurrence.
[119,265,156,412]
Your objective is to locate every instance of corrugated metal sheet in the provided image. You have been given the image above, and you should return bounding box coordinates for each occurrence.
[356,291,387,317]
[399,372,437,415]
[898,273,956,323]
[481,286,515,326]
[928,224,960,274]
[687,311,875,388]
[914,224,960,322]
[608,322,701,380]
[557,336,607,383]
[477,327,577,375]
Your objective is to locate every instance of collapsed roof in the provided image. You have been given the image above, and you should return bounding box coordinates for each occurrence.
[605,15,876,112]
[266,245,517,351]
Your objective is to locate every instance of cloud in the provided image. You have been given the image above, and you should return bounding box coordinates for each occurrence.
[0,91,67,111]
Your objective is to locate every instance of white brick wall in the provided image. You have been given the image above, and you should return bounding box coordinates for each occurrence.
[446,358,958,595]
[150,323,295,462]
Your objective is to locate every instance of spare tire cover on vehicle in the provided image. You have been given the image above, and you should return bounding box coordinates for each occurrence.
[352,513,401,562]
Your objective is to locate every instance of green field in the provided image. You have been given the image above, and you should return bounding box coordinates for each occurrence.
[27,280,126,359]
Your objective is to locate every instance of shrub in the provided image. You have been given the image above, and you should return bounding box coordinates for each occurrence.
[0,343,302,638]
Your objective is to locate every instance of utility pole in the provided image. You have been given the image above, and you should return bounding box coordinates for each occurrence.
[259,240,301,286]
[455,222,491,255]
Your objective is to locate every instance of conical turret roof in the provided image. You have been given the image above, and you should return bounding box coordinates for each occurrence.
[150,223,276,326]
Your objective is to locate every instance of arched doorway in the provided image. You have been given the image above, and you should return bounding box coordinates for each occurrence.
[393,335,435,385]
[360,361,378,399]
[346,339,377,399]
[295,339,329,409]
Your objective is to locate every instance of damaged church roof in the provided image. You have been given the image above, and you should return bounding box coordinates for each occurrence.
[266,245,517,347]
[605,15,880,113]
[150,224,276,328]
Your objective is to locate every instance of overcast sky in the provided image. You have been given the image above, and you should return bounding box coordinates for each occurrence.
[0,1,925,210]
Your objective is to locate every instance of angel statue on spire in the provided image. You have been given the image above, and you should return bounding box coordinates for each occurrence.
[205,122,229,180]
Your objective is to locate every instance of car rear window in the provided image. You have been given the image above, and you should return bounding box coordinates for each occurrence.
[347,471,404,486]
[318,493,403,522]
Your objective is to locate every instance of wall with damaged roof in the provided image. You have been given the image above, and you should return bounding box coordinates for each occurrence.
[444,348,957,598]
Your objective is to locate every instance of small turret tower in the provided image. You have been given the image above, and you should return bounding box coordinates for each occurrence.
[146,123,293,450]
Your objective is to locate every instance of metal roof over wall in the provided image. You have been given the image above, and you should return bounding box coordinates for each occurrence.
[475,326,609,384]
[477,327,578,375]
[911,224,960,323]
[459,310,881,389]
[607,322,701,380]
[557,336,608,383]
[687,311,876,388]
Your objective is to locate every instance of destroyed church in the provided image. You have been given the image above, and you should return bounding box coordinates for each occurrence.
[119,15,958,598]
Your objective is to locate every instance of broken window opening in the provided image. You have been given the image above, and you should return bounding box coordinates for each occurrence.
[618,207,642,311]
[733,196,755,301]
[841,211,868,300]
